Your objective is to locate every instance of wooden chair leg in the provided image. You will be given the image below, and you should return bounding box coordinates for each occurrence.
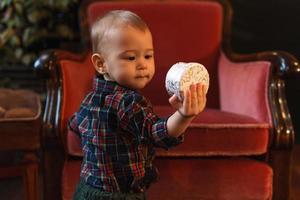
[23,163,39,200]
[270,149,293,200]
[43,145,64,200]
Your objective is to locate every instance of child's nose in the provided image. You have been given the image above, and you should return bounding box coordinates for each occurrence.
[137,59,147,69]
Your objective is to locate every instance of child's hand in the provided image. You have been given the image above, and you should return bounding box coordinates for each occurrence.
[169,83,207,118]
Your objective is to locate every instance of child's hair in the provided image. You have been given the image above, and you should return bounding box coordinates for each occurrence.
[91,10,149,53]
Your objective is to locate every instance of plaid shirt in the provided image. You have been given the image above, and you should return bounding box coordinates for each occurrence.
[68,75,183,192]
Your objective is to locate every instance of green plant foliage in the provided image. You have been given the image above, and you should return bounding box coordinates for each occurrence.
[0,0,79,66]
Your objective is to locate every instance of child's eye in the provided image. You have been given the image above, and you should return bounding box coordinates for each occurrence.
[145,55,153,59]
[127,56,136,61]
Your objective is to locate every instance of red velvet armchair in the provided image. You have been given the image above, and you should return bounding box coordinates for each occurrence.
[35,0,300,199]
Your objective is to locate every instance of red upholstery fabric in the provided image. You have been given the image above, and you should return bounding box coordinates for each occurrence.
[87,1,223,108]
[59,1,274,199]
[218,53,272,124]
[67,107,270,157]
[62,160,81,200]
[149,158,273,200]
[63,1,271,157]
[62,159,273,200]
[60,56,95,135]
[155,107,270,156]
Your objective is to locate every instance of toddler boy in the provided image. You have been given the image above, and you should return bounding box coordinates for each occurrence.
[69,10,207,200]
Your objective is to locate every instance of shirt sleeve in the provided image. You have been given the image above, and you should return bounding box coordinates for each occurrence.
[68,113,80,136]
[118,93,183,150]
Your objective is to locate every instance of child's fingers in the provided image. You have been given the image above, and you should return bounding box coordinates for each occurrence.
[190,84,197,109]
[169,94,182,109]
[197,83,203,103]
[183,89,191,113]
[179,91,184,101]
[200,84,207,109]
[195,83,206,112]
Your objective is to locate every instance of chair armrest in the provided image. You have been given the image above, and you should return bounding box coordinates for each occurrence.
[219,50,300,149]
[34,49,89,148]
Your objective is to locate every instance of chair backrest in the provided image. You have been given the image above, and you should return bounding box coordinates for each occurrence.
[59,54,95,140]
[59,0,225,146]
[80,0,223,108]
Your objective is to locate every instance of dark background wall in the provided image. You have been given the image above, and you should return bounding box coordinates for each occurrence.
[230,0,300,143]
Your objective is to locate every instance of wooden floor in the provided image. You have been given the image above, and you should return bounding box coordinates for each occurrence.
[0,145,299,200]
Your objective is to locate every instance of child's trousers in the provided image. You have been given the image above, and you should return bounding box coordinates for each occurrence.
[73,180,147,200]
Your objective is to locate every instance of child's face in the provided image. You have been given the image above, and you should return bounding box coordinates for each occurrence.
[99,26,155,90]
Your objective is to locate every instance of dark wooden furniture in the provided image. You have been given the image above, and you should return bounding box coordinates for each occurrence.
[0,89,42,200]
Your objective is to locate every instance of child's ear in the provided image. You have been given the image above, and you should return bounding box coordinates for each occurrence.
[91,53,107,74]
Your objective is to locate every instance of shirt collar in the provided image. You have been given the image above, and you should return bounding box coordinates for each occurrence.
[93,75,133,94]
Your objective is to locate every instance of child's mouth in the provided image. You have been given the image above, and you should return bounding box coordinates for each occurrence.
[135,75,149,79]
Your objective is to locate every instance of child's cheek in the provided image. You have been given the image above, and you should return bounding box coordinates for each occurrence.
[116,71,131,84]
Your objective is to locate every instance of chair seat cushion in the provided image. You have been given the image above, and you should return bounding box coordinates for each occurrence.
[154,107,270,156]
[67,107,270,157]
[62,158,272,200]
[149,158,273,200]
